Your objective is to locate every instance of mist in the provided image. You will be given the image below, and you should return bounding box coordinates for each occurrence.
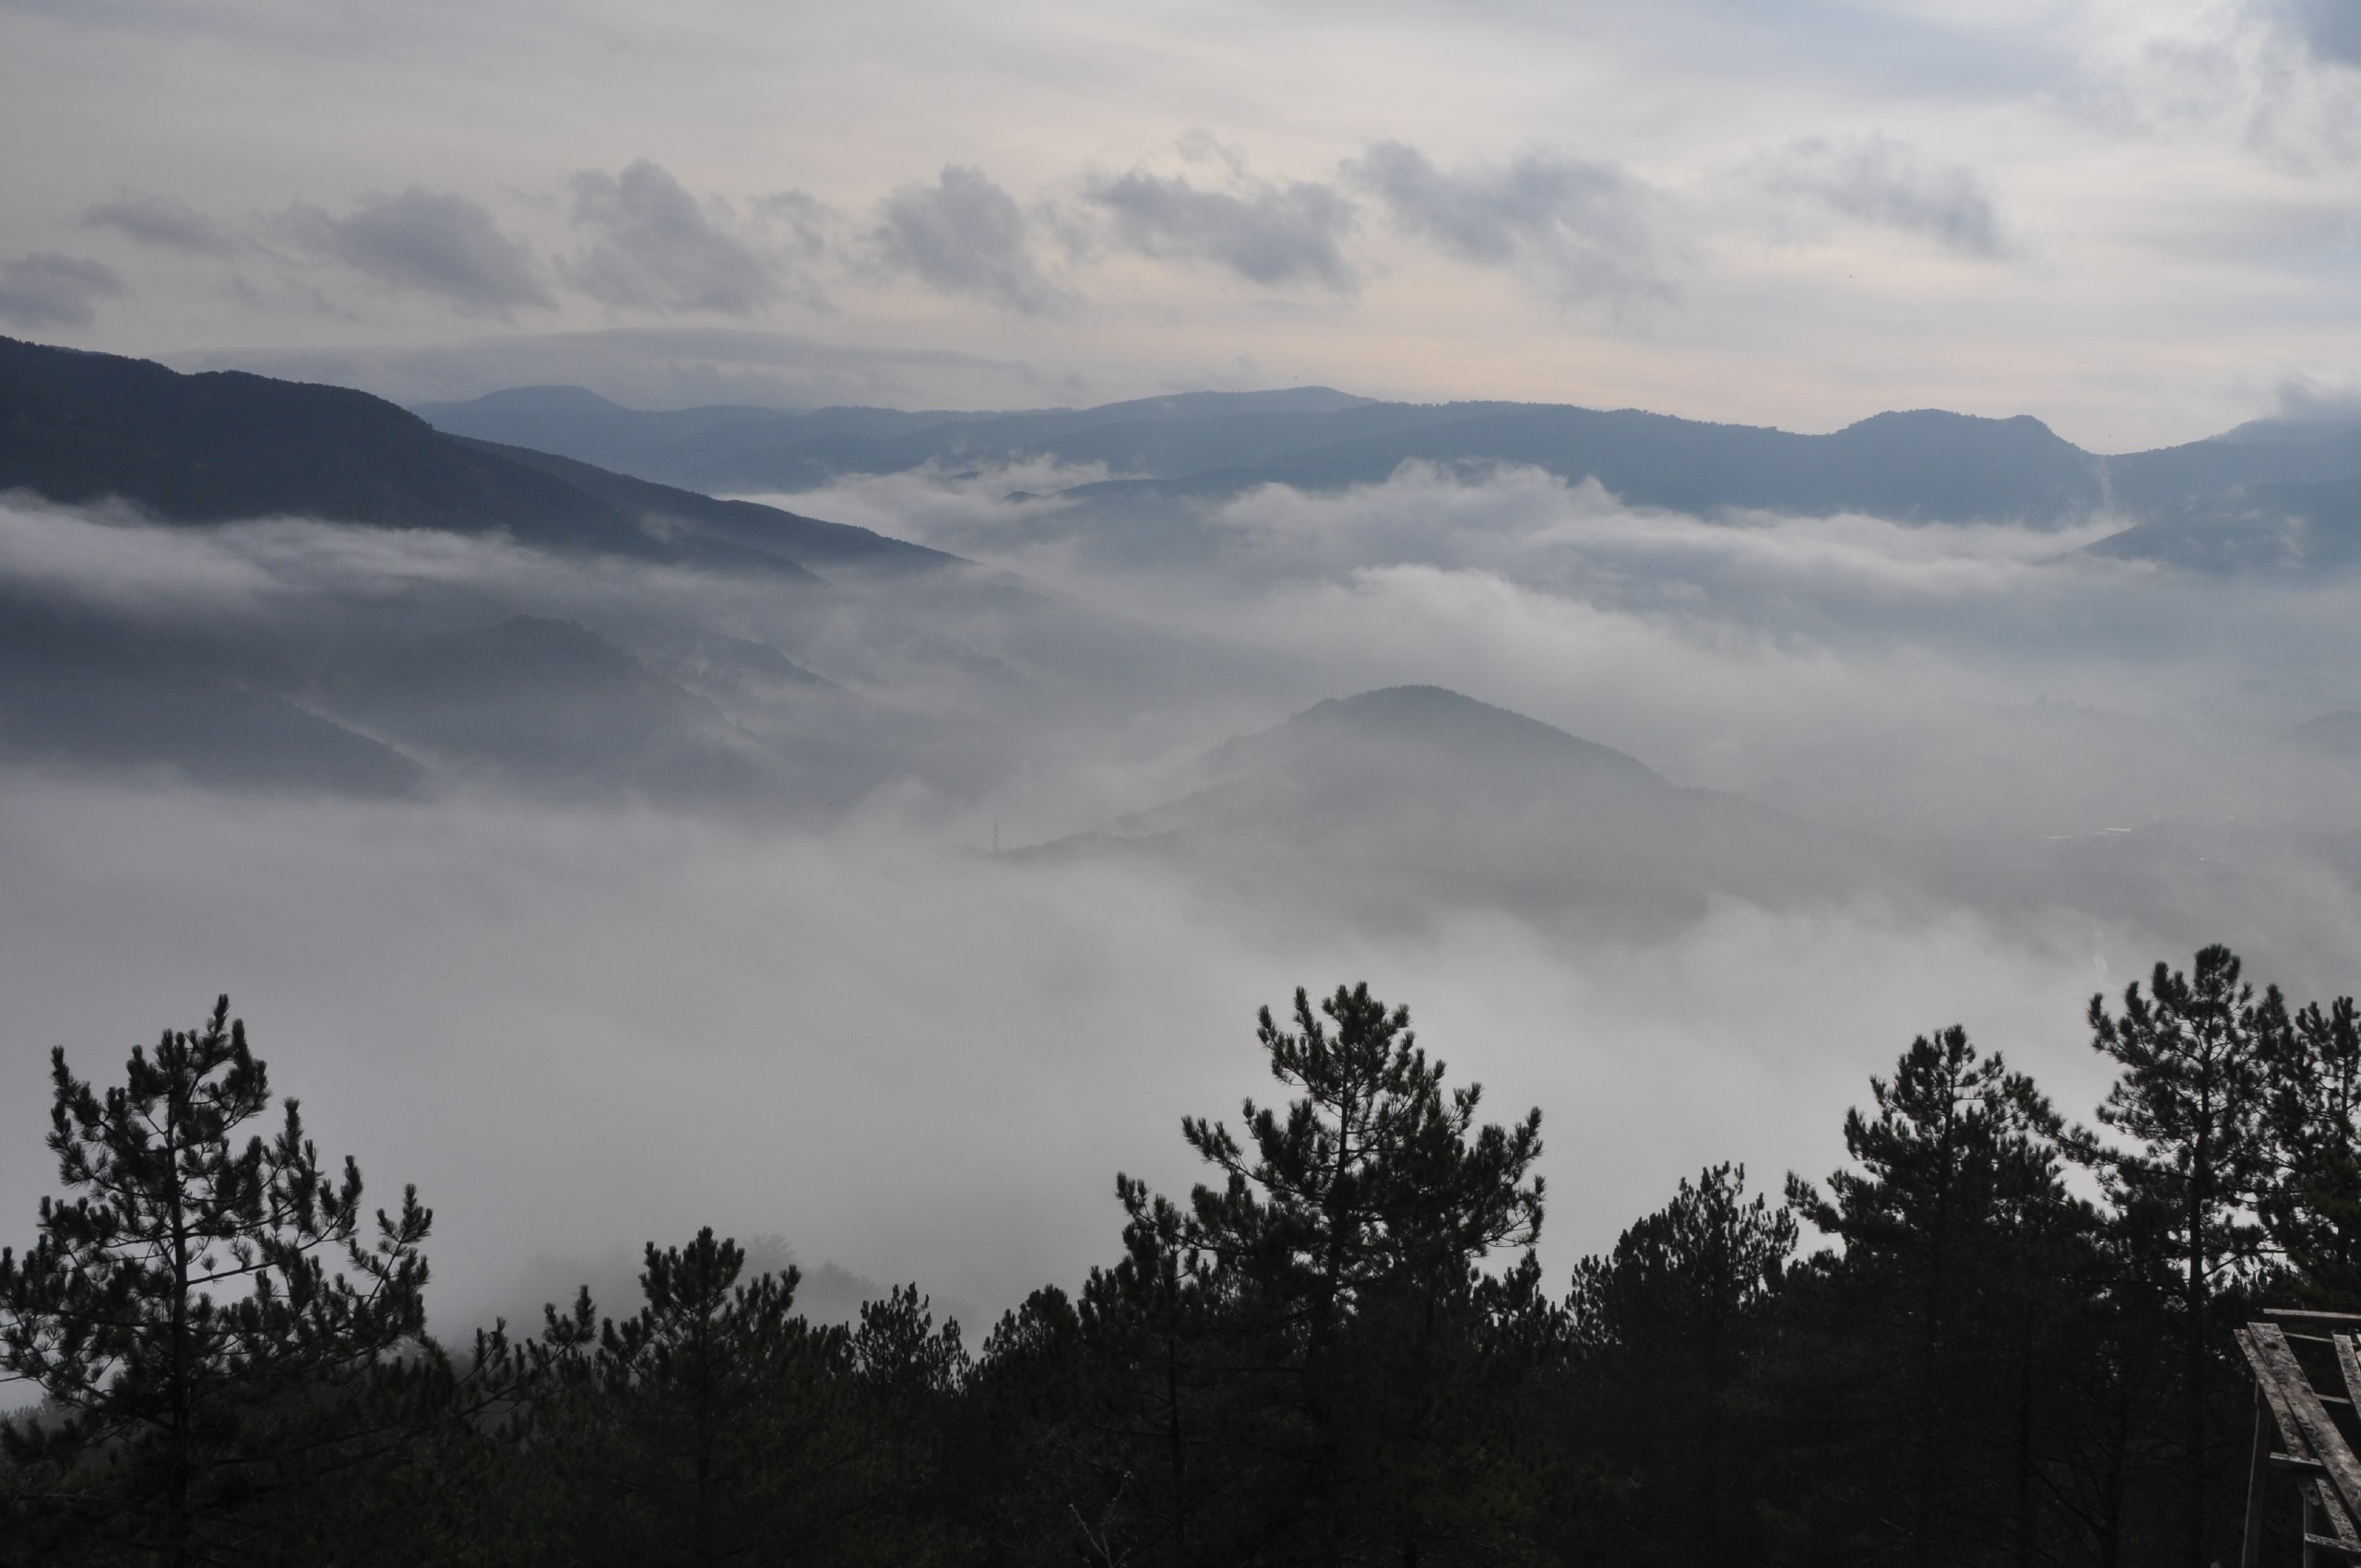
[7,449,2359,1336]
[0,772,2131,1337]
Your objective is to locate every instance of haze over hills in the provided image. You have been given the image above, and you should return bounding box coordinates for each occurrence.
[415,380,2361,562]
[17,327,2361,1447]
[0,338,1097,803]
[6,335,2361,971]
[1034,685,1908,935]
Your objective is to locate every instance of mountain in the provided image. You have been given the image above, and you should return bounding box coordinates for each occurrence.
[327,616,780,802]
[2083,476,2361,573]
[409,384,1384,496]
[0,594,428,796]
[465,437,949,575]
[0,339,1036,802]
[0,337,946,577]
[417,386,2115,526]
[1031,685,1903,933]
[412,382,2361,561]
[2293,711,2361,759]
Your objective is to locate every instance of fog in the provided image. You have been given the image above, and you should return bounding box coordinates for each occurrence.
[5,462,2359,1336]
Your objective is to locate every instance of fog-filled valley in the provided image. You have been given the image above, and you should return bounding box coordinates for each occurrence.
[29,0,2361,1553]
[7,338,2361,1345]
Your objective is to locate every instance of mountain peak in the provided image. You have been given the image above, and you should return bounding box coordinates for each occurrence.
[1231,685,1661,785]
[446,385,631,414]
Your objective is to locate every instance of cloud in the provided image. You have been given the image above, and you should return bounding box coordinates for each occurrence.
[871,166,1075,317]
[1762,135,2003,257]
[2281,0,2361,67]
[0,765,2143,1332]
[1086,169,1357,291]
[751,189,834,263]
[82,192,236,256]
[1348,140,1670,307]
[2271,375,2361,425]
[0,252,126,328]
[283,187,553,316]
[564,160,812,315]
[0,496,2289,1331]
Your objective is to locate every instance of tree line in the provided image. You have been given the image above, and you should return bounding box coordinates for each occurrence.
[3,945,2355,1566]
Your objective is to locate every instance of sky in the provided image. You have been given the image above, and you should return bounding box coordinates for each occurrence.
[6,0,2361,448]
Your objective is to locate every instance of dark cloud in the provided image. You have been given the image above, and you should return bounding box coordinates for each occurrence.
[0,252,126,328]
[1348,141,1668,306]
[285,187,553,316]
[82,193,236,256]
[871,166,1075,317]
[2282,0,2361,67]
[1086,171,1356,291]
[1763,136,2002,257]
[564,160,807,316]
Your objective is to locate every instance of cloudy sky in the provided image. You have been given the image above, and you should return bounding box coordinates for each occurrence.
[6,0,2361,447]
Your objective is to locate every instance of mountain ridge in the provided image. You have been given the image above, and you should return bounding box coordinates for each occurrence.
[0,337,948,578]
[411,381,2361,542]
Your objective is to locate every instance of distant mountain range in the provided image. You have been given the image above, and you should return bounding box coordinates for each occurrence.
[9,336,2360,573]
[411,382,2361,564]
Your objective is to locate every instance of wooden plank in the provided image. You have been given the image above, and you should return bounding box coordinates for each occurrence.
[2322,1481,2361,1551]
[2320,1336,2361,1552]
[2246,1326,2324,1462]
[2247,1324,2361,1525]
[2255,1387,2283,1568]
[2271,1310,2361,1324]
[2332,1334,2361,1414]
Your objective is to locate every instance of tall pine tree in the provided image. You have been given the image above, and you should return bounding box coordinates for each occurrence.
[0,995,431,1568]
[2083,946,2274,1568]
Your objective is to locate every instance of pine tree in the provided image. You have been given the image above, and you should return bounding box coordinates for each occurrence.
[2083,946,2275,1568]
[0,995,431,1567]
[1567,1163,1794,1565]
[2261,994,2361,1303]
[518,1228,875,1568]
[1167,982,1548,1567]
[1780,1027,2093,1567]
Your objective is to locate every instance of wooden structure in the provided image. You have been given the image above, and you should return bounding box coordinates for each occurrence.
[2237,1311,2361,1565]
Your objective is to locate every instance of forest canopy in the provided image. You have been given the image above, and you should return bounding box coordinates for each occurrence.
[4,951,2355,1567]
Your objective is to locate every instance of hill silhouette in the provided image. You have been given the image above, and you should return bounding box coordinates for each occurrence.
[0,337,944,576]
[415,381,2361,563]
[1035,685,1901,933]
